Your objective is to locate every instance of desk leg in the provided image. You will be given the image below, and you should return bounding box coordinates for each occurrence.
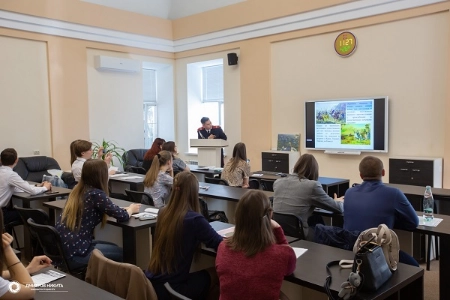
[122,227,137,265]
[21,200,32,262]
[439,236,450,300]
[399,274,424,300]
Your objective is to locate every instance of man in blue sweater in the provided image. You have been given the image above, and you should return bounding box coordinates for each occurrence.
[344,156,419,266]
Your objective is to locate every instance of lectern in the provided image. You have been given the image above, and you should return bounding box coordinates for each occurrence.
[190,139,228,167]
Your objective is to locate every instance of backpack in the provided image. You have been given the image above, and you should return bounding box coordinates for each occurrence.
[353,224,399,272]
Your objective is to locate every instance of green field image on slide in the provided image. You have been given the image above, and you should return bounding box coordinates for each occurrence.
[341,124,371,145]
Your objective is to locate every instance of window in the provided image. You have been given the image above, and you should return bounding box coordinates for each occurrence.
[202,64,224,127]
[143,68,157,148]
[187,59,224,153]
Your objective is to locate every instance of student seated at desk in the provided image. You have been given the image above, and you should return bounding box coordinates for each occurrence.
[343,156,419,267]
[216,190,296,300]
[143,151,173,208]
[273,153,343,240]
[162,141,190,174]
[221,142,251,188]
[71,140,114,182]
[0,208,53,299]
[0,148,52,226]
[145,172,222,300]
[142,138,166,172]
[56,159,140,270]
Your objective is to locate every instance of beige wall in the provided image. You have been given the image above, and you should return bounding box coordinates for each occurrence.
[1,1,450,187]
[271,12,449,185]
[0,36,51,157]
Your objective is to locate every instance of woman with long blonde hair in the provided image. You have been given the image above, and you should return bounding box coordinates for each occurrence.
[56,159,140,269]
[216,190,296,300]
[143,150,173,208]
[221,142,250,187]
[146,172,222,299]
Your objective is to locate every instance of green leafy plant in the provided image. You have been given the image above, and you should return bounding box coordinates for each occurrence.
[92,139,127,168]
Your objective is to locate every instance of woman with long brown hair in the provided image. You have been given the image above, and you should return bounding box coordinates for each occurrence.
[56,159,140,269]
[71,139,113,182]
[143,150,173,208]
[145,172,222,299]
[142,138,166,172]
[221,142,250,187]
[0,209,52,299]
[162,141,190,174]
[273,153,343,240]
[216,190,296,300]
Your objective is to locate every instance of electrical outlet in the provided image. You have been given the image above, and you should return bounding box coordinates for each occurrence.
[33,150,40,155]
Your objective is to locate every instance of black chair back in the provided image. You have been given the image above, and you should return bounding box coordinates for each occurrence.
[260,179,274,192]
[27,218,85,277]
[125,189,155,206]
[248,179,260,189]
[272,212,305,240]
[123,149,147,172]
[13,156,61,182]
[15,206,49,226]
[204,177,229,186]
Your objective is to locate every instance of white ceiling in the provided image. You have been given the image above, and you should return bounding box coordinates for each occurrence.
[82,0,246,20]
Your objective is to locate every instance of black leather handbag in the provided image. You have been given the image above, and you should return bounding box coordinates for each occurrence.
[354,242,392,292]
[325,242,392,299]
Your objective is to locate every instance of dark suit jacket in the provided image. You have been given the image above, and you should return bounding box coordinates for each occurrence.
[197,125,227,140]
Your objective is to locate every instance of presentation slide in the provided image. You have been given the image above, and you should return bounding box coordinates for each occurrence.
[314,100,374,150]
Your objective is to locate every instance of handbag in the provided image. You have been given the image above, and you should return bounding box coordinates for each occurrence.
[324,237,392,299]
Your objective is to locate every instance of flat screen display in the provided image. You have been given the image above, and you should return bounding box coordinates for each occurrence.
[305,97,388,153]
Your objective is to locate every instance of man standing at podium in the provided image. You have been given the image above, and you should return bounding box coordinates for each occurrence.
[197,117,227,167]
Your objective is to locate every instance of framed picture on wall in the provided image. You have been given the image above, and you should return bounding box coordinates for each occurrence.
[277,134,300,152]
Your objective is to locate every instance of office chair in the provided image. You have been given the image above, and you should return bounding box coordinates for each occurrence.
[272,212,305,242]
[125,189,154,206]
[27,218,86,279]
[248,179,260,189]
[15,206,49,256]
[204,177,229,186]
[3,201,22,250]
[260,179,274,192]
[86,249,158,300]
[164,282,191,300]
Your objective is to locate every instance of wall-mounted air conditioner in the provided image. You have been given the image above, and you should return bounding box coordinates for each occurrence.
[94,55,141,73]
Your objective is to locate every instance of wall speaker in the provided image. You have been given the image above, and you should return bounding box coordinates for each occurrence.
[227,53,238,65]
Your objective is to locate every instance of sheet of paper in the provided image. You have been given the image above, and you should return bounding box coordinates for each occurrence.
[292,247,307,258]
[418,216,443,227]
[145,207,159,214]
[32,269,66,286]
[122,176,143,180]
[217,227,235,237]
[251,174,263,177]
[109,174,129,178]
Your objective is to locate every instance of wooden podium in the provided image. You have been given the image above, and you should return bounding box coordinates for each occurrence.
[190,139,228,167]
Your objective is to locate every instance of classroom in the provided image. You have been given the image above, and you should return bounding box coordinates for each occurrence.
[0,1,449,299]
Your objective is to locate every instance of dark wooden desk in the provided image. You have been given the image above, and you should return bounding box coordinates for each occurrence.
[13,185,72,261]
[189,165,221,178]
[198,181,273,202]
[287,240,423,300]
[33,267,123,300]
[43,198,157,265]
[108,173,145,193]
[250,172,350,197]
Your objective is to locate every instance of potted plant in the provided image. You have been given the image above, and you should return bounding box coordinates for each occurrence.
[92,139,127,168]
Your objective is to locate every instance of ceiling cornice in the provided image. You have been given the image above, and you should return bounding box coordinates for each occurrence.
[0,0,445,53]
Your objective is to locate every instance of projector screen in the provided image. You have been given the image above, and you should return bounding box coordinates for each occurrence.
[304,97,388,153]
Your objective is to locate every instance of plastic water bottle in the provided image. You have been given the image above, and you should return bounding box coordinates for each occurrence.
[423,186,434,225]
